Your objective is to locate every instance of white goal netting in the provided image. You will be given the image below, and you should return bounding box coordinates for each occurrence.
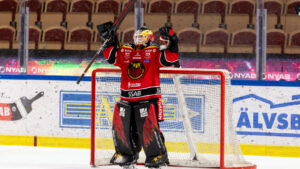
[90,68,256,169]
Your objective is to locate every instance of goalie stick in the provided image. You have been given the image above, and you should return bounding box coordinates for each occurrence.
[76,0,137,84]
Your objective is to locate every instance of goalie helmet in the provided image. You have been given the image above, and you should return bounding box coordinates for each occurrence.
[133,27,154,46]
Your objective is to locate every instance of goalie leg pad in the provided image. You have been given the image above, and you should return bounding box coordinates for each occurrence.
[133,101,167,159]
[112,101,135,157]
[130,108,142,155]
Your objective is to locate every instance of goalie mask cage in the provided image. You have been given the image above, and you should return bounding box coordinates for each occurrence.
[90,68,256,169]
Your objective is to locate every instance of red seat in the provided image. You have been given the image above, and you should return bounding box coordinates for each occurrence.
[122,28,134,44]
[230,0,255,26]
[0,26,15,49]
[178,28,201,52]
[175,0,200,24]
[267,29,285,53]
[230,29,256,53]
[68,27,93,50]
[176,0,199,14]
[70,0,94,22]
[43,27,67,49]
[203,0,227,25]
[149,0,173,14]
[45,0,68,22]
[264,0,283,27]
[26,0,42,22]
[149,0,173,22]
[204,29,229,53]
[290,32,300,46]
[0,0,17,21]
[96,0,120,15]
[286,0,300,14]
[29,26,41,49]
[285,30,300,54]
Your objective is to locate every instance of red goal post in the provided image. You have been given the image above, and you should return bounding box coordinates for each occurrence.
[90,67,256,169]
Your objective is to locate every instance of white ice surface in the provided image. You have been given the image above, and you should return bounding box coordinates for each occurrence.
[0,145,300,169]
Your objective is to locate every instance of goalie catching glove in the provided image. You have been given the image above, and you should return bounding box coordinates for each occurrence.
[97,21,119,49]
[159,26,178,53]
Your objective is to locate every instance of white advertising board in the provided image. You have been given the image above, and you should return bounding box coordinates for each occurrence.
[0,75,299,155]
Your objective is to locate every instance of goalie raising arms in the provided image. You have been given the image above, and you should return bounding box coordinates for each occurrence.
[99,23,179,169]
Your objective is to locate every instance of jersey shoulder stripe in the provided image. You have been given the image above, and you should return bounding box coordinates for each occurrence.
[121,43,134,49]
[146,43,160,48]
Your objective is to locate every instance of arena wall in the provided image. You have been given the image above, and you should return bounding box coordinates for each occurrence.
[0,75,299,157]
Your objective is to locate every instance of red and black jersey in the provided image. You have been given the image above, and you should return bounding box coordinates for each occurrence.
[103,43,179,101]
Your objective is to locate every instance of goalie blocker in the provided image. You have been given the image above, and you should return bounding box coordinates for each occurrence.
[111,99,168,168]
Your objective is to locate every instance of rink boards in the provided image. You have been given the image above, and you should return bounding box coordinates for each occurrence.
[0,75,300,157]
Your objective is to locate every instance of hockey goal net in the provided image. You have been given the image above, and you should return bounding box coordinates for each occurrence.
[90,67,256,169]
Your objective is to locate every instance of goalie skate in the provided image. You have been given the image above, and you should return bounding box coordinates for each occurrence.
[110,153,138,166]
[145,152,168,169]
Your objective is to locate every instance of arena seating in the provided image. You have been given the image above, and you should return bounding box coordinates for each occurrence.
[286,0,300,14]
[0,0,17,21]
[226,14,250,32]
[230,0,255,28]
[290,31,300,46]
[177,27,202,52]
[285,15,300,33]
[175,0,200,24]
[66,27,93,50]
[91,13,115,30]
[149,0,173,14]
[197,14,221,32]
[122,27,135,44]
[96,0,120,15]
[29,26,41,49]
[148,0,173,22]
[144,13,168,30]
[26,0,43,23]
[202,0,227,27]
[171,13,195,31]
[41,12,64,28]
[228,28,256,54]
[267,29,286,54]
[264,0,283,28]
[0,12,12,26]
[0,26,15,49]
[66,12,89,29]
[45,0,68,22]
[202,28,229,53]
[70,0,94,22]
[0,0,299,54]
[15,12,38,30]
[286,30,300,54]
[40,26,67,50]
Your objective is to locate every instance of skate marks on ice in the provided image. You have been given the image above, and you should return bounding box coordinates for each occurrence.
[1,146,300,169]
